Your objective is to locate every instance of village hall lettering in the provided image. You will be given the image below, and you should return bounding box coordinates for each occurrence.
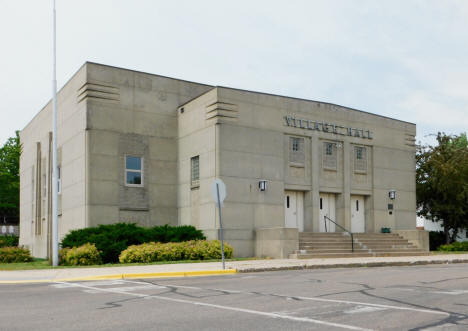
[284,115,372,139]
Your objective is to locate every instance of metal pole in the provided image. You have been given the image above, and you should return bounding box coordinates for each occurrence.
[216,183,225,270]
[51,0,59,267]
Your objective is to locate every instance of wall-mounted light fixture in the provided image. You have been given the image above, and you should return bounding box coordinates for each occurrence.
[388,189,396,200]
[259,180,268,192]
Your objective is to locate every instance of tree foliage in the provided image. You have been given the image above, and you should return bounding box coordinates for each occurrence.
[0,131,21,221]
[416,132,468,244]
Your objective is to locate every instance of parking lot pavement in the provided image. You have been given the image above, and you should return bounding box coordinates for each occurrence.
[1,264,468,330]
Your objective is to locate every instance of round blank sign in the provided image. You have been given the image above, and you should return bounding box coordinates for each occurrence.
[211,178,226,204]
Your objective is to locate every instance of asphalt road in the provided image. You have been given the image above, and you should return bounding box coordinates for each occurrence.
[1,264,468,330]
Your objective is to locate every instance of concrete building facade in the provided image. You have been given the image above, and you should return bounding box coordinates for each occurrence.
[20,62,423,258]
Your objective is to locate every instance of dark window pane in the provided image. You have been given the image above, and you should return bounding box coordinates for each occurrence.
[126,156,141,170]
[126,171,142,185]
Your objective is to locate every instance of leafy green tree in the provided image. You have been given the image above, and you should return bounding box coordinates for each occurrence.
[416,132,468,244]
[0,131,21,222]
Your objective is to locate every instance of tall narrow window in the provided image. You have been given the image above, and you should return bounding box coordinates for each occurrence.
[125,156,143,186]
[191,155,200,188]
[322,142,337,170]
[289,137,305,164]
[354,146,367,173]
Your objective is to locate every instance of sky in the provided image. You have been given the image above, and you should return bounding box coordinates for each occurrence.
[1,0,467,146]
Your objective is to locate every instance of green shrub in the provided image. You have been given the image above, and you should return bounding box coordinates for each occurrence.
[0,235,19,248]
[147,224,205,243]
[0,247,33,263]
[59,243,102,266]
[61,223,205,263]
[437,241,468,252]
[429,231,446,251]
[119,240,233,263]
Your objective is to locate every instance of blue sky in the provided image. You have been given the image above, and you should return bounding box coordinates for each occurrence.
[1,0,467,146]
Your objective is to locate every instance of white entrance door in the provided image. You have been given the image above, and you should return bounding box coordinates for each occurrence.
[319,193,336,232]
[284,191,304,232]
[351,195,365,233]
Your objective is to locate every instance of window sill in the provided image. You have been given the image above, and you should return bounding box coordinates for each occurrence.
[289,162,305,168]
[125,184,144,188]
[354,170,367,174]
[323,167,337,172]
[119,207,149,211]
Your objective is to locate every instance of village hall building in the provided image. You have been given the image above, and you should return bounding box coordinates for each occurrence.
[19,62,427,259]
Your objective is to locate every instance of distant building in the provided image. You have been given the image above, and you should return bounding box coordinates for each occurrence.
[20,62,425,258]
[417,217,467,242]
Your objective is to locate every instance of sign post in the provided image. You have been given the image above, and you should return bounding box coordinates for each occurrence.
[211,179,226,270]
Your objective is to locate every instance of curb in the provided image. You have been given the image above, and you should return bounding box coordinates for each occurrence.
[0,269,237,284]
[237,259,468,273]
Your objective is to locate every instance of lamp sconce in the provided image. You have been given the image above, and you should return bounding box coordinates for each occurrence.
[259,180,268,192]
[388,189,396,200]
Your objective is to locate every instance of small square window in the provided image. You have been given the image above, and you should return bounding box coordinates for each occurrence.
[126,156,141,170]
[125,156,143,186]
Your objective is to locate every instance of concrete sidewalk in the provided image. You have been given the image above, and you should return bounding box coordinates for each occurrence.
[1,253,468,284]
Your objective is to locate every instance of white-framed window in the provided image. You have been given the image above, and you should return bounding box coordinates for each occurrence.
[125,155,143,187]
[191,155,200,188]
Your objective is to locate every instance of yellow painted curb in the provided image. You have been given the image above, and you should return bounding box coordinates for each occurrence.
[123,269,237,279]
[0,269,237,284]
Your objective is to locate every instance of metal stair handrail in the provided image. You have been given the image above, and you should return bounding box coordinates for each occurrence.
[324,215,354,252]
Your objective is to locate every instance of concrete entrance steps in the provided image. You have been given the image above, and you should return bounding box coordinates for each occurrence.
[290,232,430,259]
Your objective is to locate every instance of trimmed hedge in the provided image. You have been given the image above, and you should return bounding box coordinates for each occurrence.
[438,241,468,252]
[119,240,233,263]
[0,247,33,263]
[59,243,102,266]
[0,235,19,248]
[61,223,205,263]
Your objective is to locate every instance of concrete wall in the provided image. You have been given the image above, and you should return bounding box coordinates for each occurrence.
[177,88,218,237]
[20,62,212,258]
[19,64,88,258]
[84,63,212,228]
[394,230,429,251]
[199,87,415,256]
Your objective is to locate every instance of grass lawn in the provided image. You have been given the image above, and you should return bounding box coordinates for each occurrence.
[0,257,259,271]
[430,251,468,255]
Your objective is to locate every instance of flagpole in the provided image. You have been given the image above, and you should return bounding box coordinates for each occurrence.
[51,0,59,266]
